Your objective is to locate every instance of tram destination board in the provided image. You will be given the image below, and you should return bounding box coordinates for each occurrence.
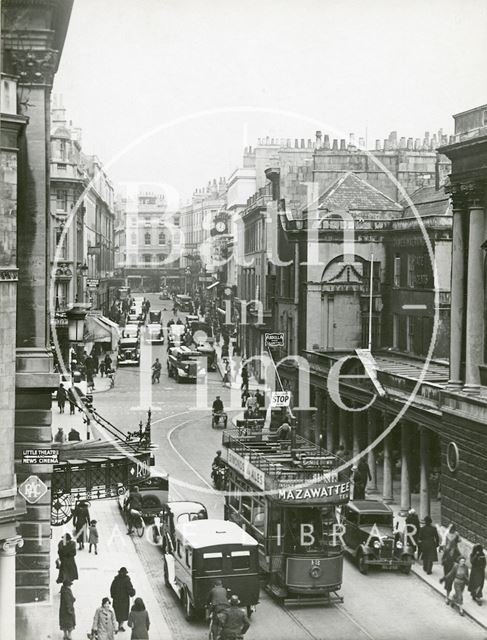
[22,448,60,464]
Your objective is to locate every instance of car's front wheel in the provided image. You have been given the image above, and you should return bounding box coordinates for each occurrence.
[357,550,368,575]
[400,558,412,575]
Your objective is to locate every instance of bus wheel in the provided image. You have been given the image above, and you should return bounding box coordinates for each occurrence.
[182,589,194,621]
[163,558,170,587]
[357,551,368,575]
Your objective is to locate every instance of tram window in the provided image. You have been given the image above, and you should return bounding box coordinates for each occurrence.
[229,483,239,510]
[185,548,191,567]
[231,550,250,570]
[241,496,252,521]
[203,552,223,572]
[253,508,265,532]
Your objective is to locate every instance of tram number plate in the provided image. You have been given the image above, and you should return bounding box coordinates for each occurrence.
[271,391,291,407]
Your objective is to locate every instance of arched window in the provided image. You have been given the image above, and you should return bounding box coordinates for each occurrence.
[159,231,165,245]
[144,232,151,245]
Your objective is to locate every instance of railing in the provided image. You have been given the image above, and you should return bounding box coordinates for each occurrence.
[222,431,341,487]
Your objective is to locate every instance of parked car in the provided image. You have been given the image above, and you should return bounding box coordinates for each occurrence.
[341,500,414,574]
[117,472,169,522]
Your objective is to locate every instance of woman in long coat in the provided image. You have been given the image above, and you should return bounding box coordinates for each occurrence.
[469,544,486,604]
[56,533,78,584]
[73,500,91,550]
[418,516,439,575]
[441,536,461,600]
[92,597,117,640]
[128,597,150,640]
[59,580,76,639]
[442,557,470,615]
[110,567,136,631]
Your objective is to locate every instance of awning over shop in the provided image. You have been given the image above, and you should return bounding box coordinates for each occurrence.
[206,280,219,290]
[84,314,120,351]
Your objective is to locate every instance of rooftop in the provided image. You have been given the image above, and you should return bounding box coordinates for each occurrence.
[178,519,258,549]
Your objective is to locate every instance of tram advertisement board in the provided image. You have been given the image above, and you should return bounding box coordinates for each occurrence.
[227,448,266,491]
[277,480,350,504]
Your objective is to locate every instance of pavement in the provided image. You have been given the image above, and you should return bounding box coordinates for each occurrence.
[50,498,172,639]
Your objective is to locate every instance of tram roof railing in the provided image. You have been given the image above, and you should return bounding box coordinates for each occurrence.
[222,430,347,486]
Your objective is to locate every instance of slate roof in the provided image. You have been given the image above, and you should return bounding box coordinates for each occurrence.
[318,172,403,213]
[401,185,451,218]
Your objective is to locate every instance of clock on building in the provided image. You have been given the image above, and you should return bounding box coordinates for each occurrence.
[215,220,226,233]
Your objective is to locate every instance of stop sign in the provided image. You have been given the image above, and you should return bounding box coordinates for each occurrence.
[18,475,48,504]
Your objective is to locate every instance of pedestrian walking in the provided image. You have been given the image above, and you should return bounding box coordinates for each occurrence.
[59,580,76,640]
[357,458,372,493]
[241,364,249,391]
[54,427,67,443]
[100,359,106,377]
[57,383,67,413]
[72,500,91,550]
[56,533,78,584]
[92,352,100,376]
[442,534,461,581]
[468,544,486,605]
[352,465,366,500]
[110,566,136,632]
[441,556,469,615]
[67,387,76,415]
[405,508,421,556]
[104,353,112,376]
[419,515,440,574]
[89,519,99,555]
[128,597,150,640]
[91,597,118,640]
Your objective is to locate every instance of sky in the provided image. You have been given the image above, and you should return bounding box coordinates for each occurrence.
[53,0,487,203]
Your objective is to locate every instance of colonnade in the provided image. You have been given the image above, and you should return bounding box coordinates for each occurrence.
[315,396,433,520]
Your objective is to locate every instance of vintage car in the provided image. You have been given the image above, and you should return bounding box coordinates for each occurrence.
[167,346,200,382]
[341,500,414,574]
[122,324,139,340]
[152,501,208,547]
[159,287,170,299]
[117,472,169,521]
[167,324,186,349]
[163,518,259,620]
[117,338,140,365]
[146,322,164,344]
[184,315,199,329]
[175,294,193,312]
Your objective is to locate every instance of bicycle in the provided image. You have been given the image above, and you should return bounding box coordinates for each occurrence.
[125,508,145,537]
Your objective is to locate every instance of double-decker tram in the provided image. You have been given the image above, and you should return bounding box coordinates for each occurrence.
[221,430,350,605]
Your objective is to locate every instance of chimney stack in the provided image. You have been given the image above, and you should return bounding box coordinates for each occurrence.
[349,133,356,148]
[384,139,390,151]
[315,131,322,148]
[323,134,330,149]
[307,139,312,148]
[389,131,398,148]
[407,137,413,150]
[399,136,406,149]
[300,138,305,148]
[332,139,338,150]
[340,139,346,151]
[294,139,299,148]
[414,138,421,150]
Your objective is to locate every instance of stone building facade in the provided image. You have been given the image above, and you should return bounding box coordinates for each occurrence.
[1,2,74,639]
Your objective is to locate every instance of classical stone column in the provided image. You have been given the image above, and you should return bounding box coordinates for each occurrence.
[338,407,349,451]
[0,536,23,640]
[419,427,430,520]
[367,409,378,493]
[382,416,393,503]
[464,189,485,393]
[352,408,361,458]
[399,422,411,515]
[326,393,336,453]
[448,190,466,387]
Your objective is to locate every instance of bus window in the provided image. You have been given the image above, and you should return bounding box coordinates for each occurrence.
[185,548,191,567]
[231,550,250,570]
[203,552,223,572]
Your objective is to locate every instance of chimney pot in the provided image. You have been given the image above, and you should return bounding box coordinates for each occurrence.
[300,138,305,148]
[340,139,346,150]
[332,139,338,150]
[294,139,299,148]
[424,131,430,141]
[315,130,322,142]
[307,139,312,148]
[399,136,406,148]
[349,133,356,147]
[323,134,330,149]
[414,138,421,150]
